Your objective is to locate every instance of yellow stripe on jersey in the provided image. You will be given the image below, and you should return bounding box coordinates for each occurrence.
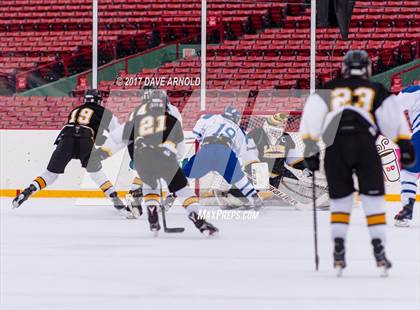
[34,176,47,189]
[301,134,320,142]
[144,194,160,201]
[366,213,386,226]
[99,181,113,192]
[290,159,304,168]
[101,147,113,157]
[394,135,411,143]
[183,196,199,208]
[132,177,144,186]
[331,212,350,224]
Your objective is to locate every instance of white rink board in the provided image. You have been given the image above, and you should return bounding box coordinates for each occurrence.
[1,198,419,310]
[0,130,408,195]
[0,130,195,191]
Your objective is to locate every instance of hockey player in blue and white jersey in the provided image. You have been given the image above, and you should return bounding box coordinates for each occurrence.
[183,106,263,209]
[394,85,420,227]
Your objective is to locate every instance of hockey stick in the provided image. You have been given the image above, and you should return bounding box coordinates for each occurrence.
[312,172,320,271]
[159,180,185,233]
[244,170,302,208]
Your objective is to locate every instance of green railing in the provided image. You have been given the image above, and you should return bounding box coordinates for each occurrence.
[372,59,420,90]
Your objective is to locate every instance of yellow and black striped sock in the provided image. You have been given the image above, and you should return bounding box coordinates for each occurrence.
[366,213,386,227]
[331,212,350,225]
[33,176,47,191]
[99,181,115,196]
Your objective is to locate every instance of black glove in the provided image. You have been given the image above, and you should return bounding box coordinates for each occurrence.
[303,139,320,172]
[397,139,415,169]
[160,146,176,160]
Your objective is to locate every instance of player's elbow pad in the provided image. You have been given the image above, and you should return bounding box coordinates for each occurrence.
[397,139,416,169]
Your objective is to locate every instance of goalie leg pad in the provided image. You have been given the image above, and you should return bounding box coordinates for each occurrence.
[251,162,269,191]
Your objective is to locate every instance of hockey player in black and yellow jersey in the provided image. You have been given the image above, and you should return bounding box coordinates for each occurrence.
[129,90,218,235]
[12,90,128,214]
[96,89,218,236]
[300,50,415,277]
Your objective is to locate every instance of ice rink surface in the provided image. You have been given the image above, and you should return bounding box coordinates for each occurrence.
[1,197,419,310]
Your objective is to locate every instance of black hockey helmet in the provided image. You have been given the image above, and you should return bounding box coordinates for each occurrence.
[147,89,168,115]
[84,89,102,105]
[342,50,372,78]
[142,84,157,103]
[222,106,241,124]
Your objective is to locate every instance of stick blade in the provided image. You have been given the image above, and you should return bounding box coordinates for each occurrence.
[164,227,185,233]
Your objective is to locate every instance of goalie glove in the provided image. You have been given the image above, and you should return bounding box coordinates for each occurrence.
[397,139,415,169]
[303,139,320,172]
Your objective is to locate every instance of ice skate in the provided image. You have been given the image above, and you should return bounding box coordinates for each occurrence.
[333,238,346,277]
[394,198,414,227]
[110,192,133,219]
[126,188,143,218]
[248,192,263,210]
[188,211,219,237]
[372,239,392,277]
[12,184,37,209]
[147,204,161,236]
[163,192,176,212]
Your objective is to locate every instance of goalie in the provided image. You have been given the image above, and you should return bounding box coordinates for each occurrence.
[248,113,312,187]
[227,112,329,208]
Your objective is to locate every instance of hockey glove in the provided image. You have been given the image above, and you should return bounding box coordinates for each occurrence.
[397,139,416,169]
[160,146,177,161]
[303,139,320,172]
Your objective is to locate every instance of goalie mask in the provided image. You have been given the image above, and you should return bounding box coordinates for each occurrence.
[222,106,241,124]
[263,112,288,145]
[342,50,372,79]
[84,89,102,105]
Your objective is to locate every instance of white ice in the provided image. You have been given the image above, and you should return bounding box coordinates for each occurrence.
[1,198,419,310]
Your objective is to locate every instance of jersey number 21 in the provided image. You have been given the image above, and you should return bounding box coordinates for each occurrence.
[138,115,166,136]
